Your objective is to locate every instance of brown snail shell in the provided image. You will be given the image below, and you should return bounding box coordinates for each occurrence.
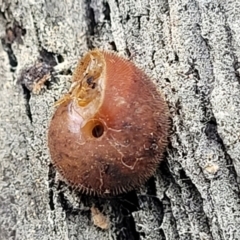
[48,49,169,196]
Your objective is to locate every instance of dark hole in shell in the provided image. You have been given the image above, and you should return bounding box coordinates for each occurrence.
[92,124,104,138]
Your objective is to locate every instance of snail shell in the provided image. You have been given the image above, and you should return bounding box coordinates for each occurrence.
[48,49,169,196]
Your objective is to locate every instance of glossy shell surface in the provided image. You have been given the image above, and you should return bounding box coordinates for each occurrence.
[48,49,169,196]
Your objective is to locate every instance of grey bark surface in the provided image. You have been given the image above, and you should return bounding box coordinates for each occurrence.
[1,0,240,240]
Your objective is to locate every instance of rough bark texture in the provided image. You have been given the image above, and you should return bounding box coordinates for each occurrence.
[1,0,240,240]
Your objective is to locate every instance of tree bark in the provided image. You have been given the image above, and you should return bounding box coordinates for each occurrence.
[1,0,240,239]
